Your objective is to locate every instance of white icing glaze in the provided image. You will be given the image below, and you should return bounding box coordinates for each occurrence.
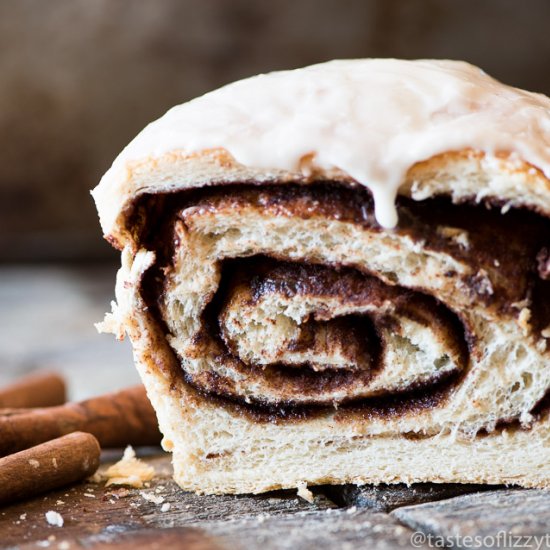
[97,59,550,228]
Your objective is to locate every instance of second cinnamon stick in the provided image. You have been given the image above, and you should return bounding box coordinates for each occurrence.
[0,371,66,408]
[0,385,161,457]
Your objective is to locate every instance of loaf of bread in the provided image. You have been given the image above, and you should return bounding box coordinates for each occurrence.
[93,59,550,493]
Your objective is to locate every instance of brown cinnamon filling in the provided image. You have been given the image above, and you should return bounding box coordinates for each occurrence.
[193,259,468,406]
[133,182,549,422]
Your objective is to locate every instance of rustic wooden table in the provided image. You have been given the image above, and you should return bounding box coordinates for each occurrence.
[1,266,549,550]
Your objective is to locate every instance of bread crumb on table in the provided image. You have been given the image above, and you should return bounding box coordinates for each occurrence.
[296,481,314,503]
[140,491,165,505]
[45,511,64,527]
[87,471,103,484]
[103,446,156,489]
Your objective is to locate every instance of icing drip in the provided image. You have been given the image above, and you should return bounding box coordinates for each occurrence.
[97,59,550,228]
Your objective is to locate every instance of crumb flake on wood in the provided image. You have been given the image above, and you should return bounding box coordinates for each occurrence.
[140,491,165,505]
[296,481,314,503]
[45,511,64,527]
[104,446,156,489]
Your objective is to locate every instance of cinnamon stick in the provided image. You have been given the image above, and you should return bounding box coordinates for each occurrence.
[0,385,161,457]
[0,371,66,408]
[0,432,100,505]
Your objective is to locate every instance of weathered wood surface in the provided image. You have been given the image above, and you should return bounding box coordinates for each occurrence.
[393,489,550,547]
[5,451,550,550]
[70,511,418,550]
[192,509,418,550]
[3,267,550,549]
[327,483,495,512]
[0,452,335,549]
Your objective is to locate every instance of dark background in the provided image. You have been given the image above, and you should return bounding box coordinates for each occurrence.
[2,0,550,262]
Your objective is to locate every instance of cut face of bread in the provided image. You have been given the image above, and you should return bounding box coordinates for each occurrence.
[93,59,550,494]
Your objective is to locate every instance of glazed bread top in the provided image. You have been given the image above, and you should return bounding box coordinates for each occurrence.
[92,59,550,246]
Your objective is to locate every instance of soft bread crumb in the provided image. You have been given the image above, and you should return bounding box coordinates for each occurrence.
[162,438,174,451]
[140,491,165,505]
[104,446,155,489]
[87,471,104,484]
[436,226,470,249]
[45,511,64,527]
[511,298,531,310]
[296,481,314,503]
[95,302,125,340]
[473,269,493,295]
[518,308,532,336]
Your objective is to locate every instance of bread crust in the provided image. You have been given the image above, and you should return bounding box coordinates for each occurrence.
[93,148,550,249]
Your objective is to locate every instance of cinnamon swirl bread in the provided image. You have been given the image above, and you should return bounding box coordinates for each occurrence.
[93,59,550,494]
